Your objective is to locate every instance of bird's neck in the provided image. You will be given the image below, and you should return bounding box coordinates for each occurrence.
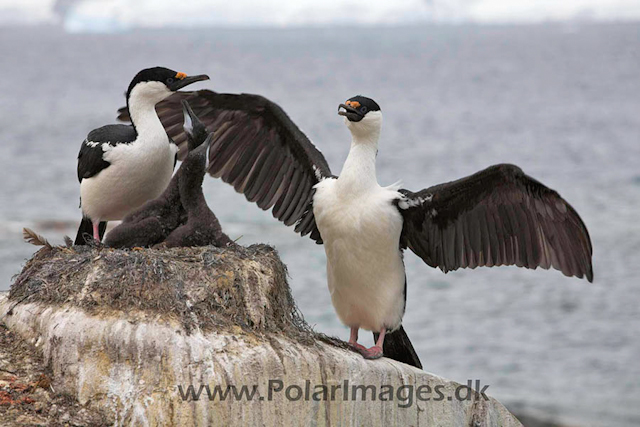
[127,92,167,142]
[337,134,379,194]
[179,158,207,211]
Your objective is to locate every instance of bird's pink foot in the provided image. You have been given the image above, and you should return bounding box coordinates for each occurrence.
[349,326,385,360]
[349,342,368,353]
[358,345,383,360]
[348,327,369,353]
[92,222,101,242]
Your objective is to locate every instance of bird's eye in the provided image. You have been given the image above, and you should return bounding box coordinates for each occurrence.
[167,77,174,84]
[360,106,367,113]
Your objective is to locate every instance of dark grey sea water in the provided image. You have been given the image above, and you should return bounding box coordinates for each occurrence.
[1,23,639,426]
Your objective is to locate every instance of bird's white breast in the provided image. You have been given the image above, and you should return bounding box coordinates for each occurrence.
[313,178,406,332]
[80,134,177,221]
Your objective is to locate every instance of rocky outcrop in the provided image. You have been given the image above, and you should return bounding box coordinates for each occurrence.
[1,244,522,426]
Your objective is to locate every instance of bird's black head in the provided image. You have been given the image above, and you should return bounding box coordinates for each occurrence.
[338,95,381,122]
[181,100,209,151]
[126,67,209,100]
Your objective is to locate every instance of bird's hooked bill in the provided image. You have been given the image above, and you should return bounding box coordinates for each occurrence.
[338,100,363,114]
[169,73,210,91]
[181,99,196,136]
[338,102,364,120]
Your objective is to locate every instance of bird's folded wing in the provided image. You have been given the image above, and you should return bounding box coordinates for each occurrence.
[77,124,137,182]
[118,90,332,243]
[396,164,593,281]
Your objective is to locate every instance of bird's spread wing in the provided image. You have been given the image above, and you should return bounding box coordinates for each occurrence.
[118,90,332,243]
[396,164,593,281]
[77,124,137,182]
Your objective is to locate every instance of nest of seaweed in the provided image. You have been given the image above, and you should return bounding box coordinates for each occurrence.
[9,243,348,350]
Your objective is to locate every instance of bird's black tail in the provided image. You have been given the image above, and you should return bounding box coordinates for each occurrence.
[74,218,106,245]
[374,325,422,369]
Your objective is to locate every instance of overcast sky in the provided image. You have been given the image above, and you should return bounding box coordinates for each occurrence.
[1,0,639,29]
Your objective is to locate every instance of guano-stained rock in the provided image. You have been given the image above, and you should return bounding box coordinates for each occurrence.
[1,245,522,426]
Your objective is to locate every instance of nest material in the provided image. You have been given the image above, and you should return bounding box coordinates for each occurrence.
[9,244,345,349]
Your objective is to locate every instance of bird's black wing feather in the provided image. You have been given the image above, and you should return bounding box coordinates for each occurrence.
[397,164,593,281]
[118,91,331,243]
[77,124,137,182]
[77,142,109,183]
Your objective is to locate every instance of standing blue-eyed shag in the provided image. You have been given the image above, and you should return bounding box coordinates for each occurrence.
[117,91,593,369]
[74,66,209,245]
